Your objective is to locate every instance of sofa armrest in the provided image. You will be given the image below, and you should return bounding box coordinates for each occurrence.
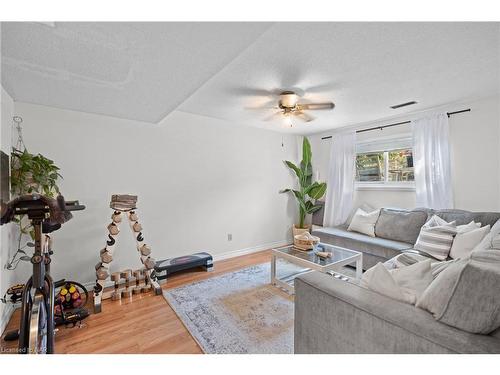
[294,271,500,354]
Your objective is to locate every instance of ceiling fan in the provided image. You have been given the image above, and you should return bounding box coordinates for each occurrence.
[248,90,335,126]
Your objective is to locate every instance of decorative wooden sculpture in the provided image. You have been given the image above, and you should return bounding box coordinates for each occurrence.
[93,195,161,313]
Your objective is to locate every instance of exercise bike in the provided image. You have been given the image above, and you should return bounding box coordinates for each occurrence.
[0,193,85,354]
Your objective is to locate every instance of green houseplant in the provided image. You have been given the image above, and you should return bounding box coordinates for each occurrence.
[11,148,62,198]
[280,137,327,230]
[5,148,62,269]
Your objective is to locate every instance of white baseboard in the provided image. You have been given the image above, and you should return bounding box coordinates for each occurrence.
[0,303,16,336]
[83,239,292,290]
[212,239,292,262]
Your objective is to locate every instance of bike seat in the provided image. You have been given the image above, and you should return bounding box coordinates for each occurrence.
[42,221,62,233]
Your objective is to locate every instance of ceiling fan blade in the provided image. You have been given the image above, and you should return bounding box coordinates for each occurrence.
[244,100,279,110]
[298,102,335,110]
[303,82,336,93]
[294,111,315,123]
[228,87,275,97]
[263,111,283,122]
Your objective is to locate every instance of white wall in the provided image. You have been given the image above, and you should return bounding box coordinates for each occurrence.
[11,102,299,285]
[309,95,500,212]
[1,86,15,334]
[449,96,500,211]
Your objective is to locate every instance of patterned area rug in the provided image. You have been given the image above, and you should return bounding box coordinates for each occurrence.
[163,260,302,353]
[163,260,357,354]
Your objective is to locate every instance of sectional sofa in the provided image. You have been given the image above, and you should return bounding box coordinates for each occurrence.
[296,206,500,353]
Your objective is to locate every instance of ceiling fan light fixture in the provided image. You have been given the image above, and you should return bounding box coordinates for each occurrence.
[279,91,299,108]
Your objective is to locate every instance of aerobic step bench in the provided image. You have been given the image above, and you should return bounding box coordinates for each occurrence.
[154,252,213,281]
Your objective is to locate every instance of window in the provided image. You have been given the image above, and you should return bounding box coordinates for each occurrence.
[355,136,414,189]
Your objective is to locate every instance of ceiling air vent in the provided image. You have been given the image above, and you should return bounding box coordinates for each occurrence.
[390,101,417,109]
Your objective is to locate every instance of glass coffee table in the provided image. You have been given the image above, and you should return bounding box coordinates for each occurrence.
[271,243,363,294]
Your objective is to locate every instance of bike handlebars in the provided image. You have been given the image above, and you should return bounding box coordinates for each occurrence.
[0,193,85,226]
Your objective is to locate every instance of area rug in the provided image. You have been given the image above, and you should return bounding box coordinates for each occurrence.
[163,260,303,353]
[163,260,357,354]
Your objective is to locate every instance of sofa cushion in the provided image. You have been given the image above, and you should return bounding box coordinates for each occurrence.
[449,225,490,259]
[347,208,380,237]
[474,219,500,251]
[361,260,433,305]
[414,215,457,261]
[375,208,429,244]
[417,250,500,334]
[434,210,500,227]
[313,226,413,261]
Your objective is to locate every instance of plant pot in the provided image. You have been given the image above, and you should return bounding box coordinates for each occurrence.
[292,224,311,248]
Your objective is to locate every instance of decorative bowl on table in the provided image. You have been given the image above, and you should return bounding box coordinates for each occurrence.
[294,232,320,251]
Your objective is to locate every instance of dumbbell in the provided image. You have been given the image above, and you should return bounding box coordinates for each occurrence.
[129,212,138,221]
[111,211,122,223]
[100,248,113,263]
[111,272,122,283]
[133,269,144,279]
[108,223,120,236]
[111,292,122,301]
[96,266,109,281]
[139,244,151,256]
[142,257,156,270]
[120,269,132,279]
[132,222,142,232]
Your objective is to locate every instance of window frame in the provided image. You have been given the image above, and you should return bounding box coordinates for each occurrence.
[355,136,415,191]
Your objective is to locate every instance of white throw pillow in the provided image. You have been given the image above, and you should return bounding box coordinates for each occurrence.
[414,215,457,260]
[474,219,500,251]
[390,259,433,302]
[347,208,380,237]
[456,221,481,233]
[449,225,490,259]
[360,263,413,304]
[361,260,433,305]
[347,203,375,226]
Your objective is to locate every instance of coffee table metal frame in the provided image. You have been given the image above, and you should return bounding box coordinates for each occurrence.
[271,243,363,294]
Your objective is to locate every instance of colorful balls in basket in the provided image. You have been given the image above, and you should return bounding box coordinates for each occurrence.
[56,283,83,310]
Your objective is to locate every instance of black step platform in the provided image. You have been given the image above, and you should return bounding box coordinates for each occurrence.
[155,252,213,281]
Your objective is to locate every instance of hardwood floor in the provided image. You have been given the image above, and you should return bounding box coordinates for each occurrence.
[1,250,272,354]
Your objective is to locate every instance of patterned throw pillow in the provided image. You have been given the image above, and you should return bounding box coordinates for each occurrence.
[492,233,500,250]
[414,215,457,260]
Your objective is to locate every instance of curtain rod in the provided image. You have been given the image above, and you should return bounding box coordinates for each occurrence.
[321,108,471,140]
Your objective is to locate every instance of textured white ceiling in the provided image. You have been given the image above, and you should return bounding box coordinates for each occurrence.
[179,22,500,134]
[1,22,273,122]
[2,22,499,133]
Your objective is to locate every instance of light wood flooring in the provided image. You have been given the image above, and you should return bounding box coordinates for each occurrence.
[1,250,272,354]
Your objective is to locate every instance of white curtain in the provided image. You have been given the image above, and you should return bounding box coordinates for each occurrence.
[412,113,454,209]
[324,131,356,227]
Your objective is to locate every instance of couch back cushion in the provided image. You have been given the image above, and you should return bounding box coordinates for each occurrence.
[375,208,429,244]
[434,209,500,227]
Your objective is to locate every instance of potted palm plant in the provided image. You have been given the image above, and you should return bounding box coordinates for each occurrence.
[280,137,327,239]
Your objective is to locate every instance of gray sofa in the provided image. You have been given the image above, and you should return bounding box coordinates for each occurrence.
[296,207,500,354]
[294,272,500,353]
[312,206,500,269]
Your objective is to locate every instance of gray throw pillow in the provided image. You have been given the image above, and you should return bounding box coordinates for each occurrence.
[375,208,429,244]
[416,250,500,334]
